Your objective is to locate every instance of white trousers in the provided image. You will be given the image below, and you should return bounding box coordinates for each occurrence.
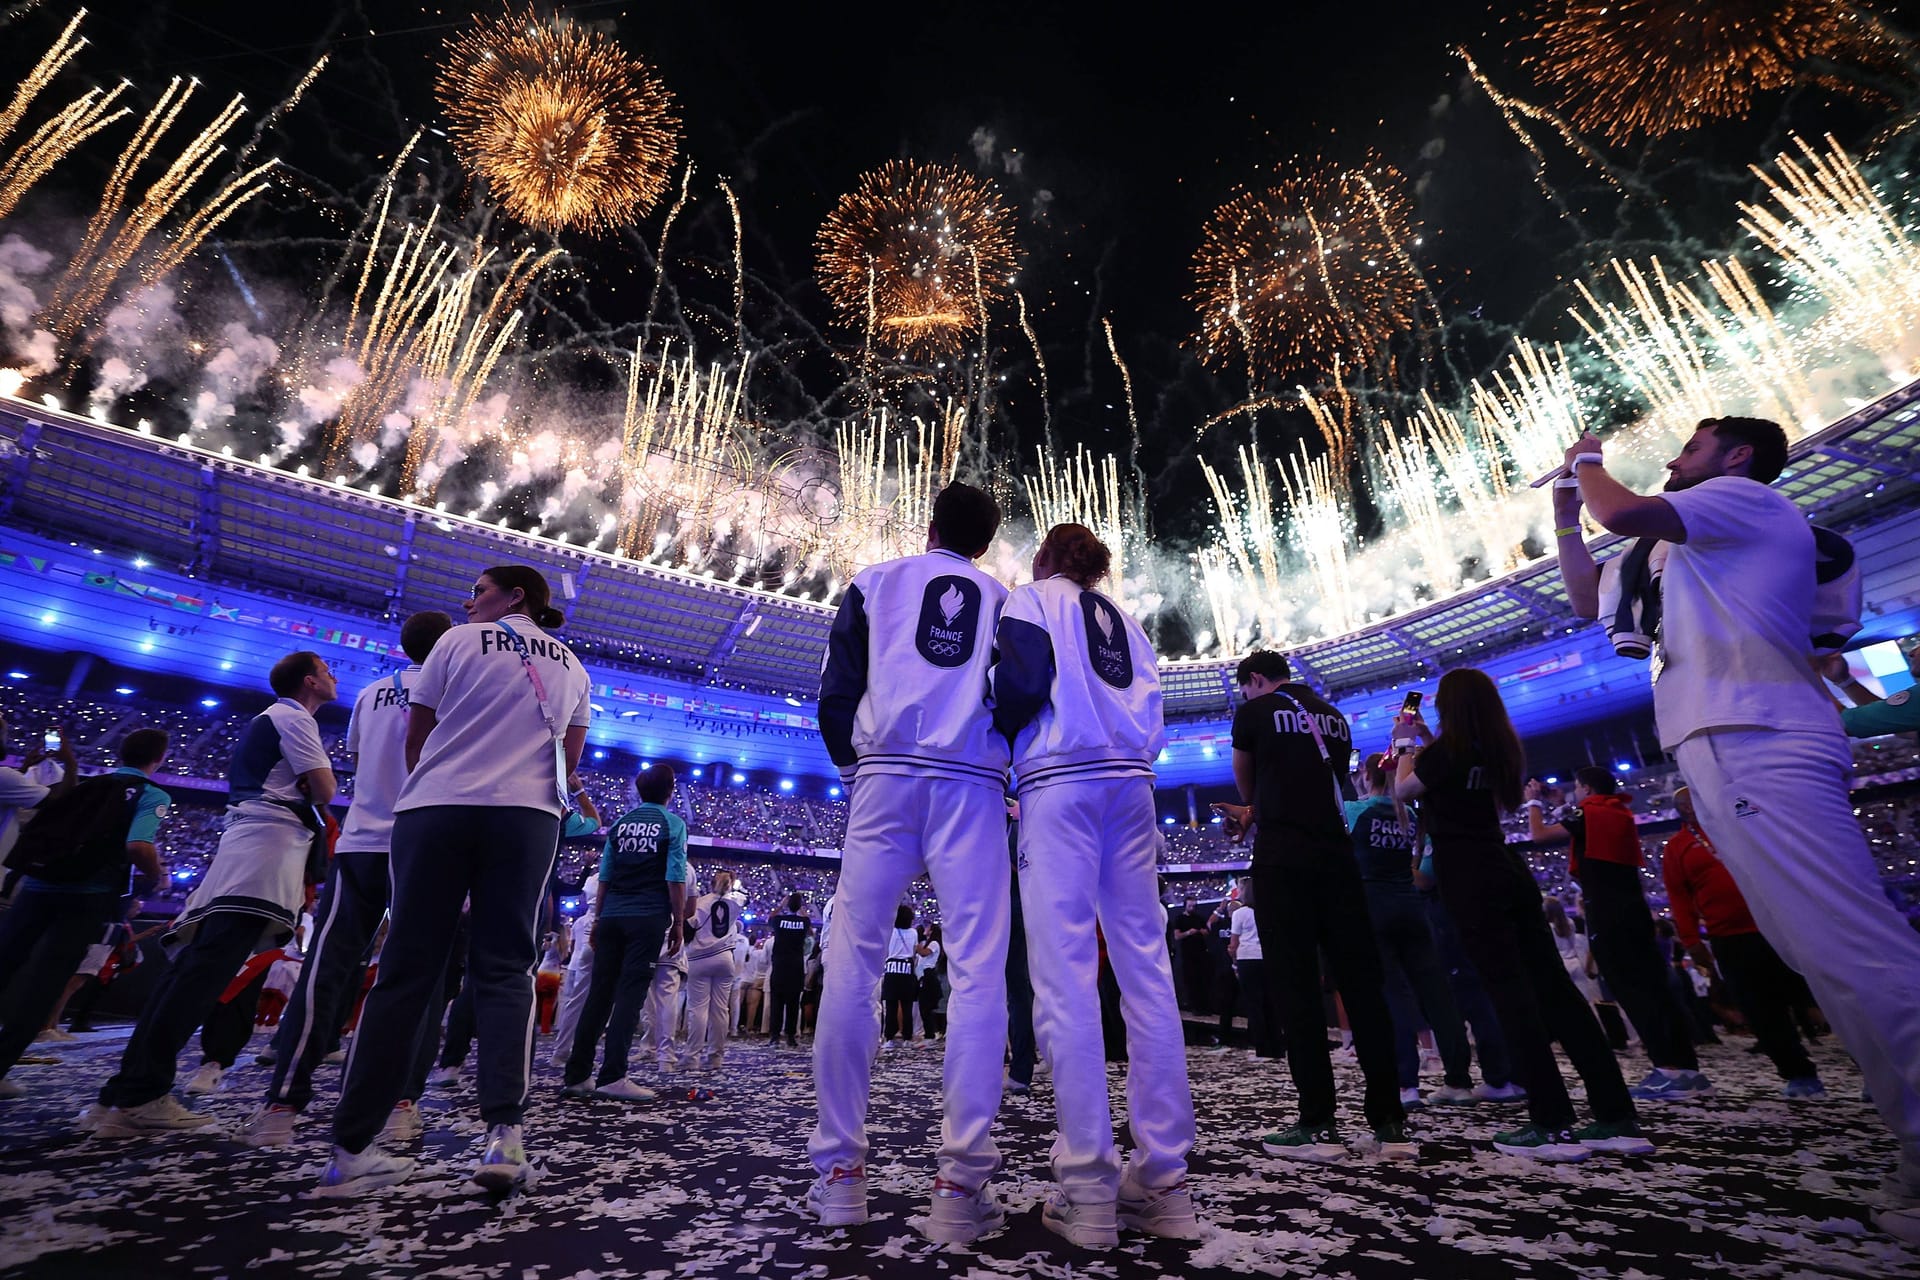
[548,957,594,1066]
[639,961,685,1068]
[1020,776,1194,1201]
[681,949,736,1069]
[808,774,1010,1188]
[1677,728,1920,1172]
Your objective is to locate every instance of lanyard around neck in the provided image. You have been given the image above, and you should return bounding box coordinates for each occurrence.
[495,621,558,739]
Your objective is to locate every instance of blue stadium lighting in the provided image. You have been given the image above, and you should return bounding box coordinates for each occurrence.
[5,671,27,680]
[114,686,134,695]
[559,896,582,916]
[133,557,149,569]
[172,870,193,880]
[1210,814,1224,825]
[731,772,746,784]
[779,779,794,792]
[219,660,234,670]
[1162,815,1177,825]
[1544,775,1559,785]
[199,697,220,708]
[592,749,607,760]
[38,611,55,625]
[1201,744,1216,758]
[828,786,842,798]
[690,768,703,779]
[1614,761,1631,773]
[138,639,154,652]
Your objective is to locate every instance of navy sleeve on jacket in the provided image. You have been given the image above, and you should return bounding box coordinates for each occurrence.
[991,616,1055,741]
[817,584,870,767]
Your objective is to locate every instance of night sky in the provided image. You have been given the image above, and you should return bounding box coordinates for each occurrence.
[22,1,1915,541]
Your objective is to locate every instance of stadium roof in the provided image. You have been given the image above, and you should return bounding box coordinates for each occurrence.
[2,377,1918,727]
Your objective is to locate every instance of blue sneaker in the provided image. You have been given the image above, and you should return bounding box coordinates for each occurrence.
[1782,1076,1826,1099]
[1630,1069,1713,1101]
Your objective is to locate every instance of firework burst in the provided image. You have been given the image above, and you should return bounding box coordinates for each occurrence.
[437,7,681,234]
[816,159,1022,360]
[1523,0,1911,144]
[1190,156,1421,383]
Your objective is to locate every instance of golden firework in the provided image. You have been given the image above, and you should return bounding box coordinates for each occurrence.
[1523,0,1910,143]
[1190,157,1421,383]
[436,8,681,233]
[816,159,1022,360]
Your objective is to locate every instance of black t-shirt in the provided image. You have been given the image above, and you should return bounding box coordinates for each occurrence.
[1207,908,1234,963]
[1172,911,1208,962]
[1230,684,1356,866]
[770,912,810,967]
[1412,742,1508,852]
[1347,797,1416,888]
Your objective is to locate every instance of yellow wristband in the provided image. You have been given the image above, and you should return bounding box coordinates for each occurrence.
[1554,526,1581,538]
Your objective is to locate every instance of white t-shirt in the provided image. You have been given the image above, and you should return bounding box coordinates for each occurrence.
[916,939,942,979]
[1654,477,1842,751]
[0,760,57,865]
[337,666,419,853]
[1229,905,1263,961]
[228,699,331,805]
[884,926,918,975]
[395,614,593,816]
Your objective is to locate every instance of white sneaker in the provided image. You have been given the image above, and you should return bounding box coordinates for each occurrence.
[379,1099,424,1144]
[1117,1178,1203,1239]
[0,1076,22,1100]
[924,1178,1006,1246]
[593,1077,657,1102]
[1001,1075,1031,1095]
[1428,1084,1477,1106]
[184,1062,225,1095]
[94,1095,216,1135]
[472,1123,529,1191]
[240,1104,299,1147]
[427,1066,461,1088]
[1041,1191,1118,1249]
[808,1166,868,1226]
[76,1101,109,1130]
[1474,1081,1527,1102]
[314,1144,415,1198]
[321,1048,347,1066]
[36,1027,77,1044]
[1399,1086,1424,1109]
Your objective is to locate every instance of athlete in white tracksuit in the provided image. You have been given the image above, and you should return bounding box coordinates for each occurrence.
[639,863,694,1071]
[548,873,598,1066]
[808,482,1012,1245]
[680,872,741,1070]
[991,523,1198,1248]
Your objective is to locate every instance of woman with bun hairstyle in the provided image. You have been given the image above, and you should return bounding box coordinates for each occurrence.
[322,565,593,1197]
[991,524,1199,1249]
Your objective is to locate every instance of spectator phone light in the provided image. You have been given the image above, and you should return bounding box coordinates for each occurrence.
[1399,691,1422,717]
[43,729,60,750]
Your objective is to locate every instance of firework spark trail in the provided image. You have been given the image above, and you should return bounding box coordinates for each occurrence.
[1573,259,1723,442]
[1418,395,1519,573]
[44,81,272,345]
[1297,357,1357,483]
[1024,444,1127,585]
[642,160,693,351]
[1280,439,1358,634]
[617,342,757,563]
[231,55,326,169]
[0,7,85,147]
[720,177,745,358]
[1741,134,1920,375]
[1015,290,1052,454]
[1468,339,1590,486]
[1101,316,1148,530]
[1373,411,1457,597]
[0,80,130,222]
[1693,257,1818,426]
[1201,446,1290,647]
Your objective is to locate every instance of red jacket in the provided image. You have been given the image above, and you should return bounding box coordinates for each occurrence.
[1661,823,1759,941]
[1567,793,1641,881]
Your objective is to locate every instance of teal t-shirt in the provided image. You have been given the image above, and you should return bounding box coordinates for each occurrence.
[597,802,688,919]
[1842,689,1919,739]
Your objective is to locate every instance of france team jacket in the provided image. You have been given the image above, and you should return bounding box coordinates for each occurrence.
[817,548,1011,791]
[990,575,1166,794]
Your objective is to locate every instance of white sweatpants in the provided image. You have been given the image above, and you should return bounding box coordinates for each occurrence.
[1677,728,1920,1173]
[548,958,594,1066]
[808,774,1010,1188]
[639,961,685,1069]
[1020,776,1194,1202]
[681,949,736,1069]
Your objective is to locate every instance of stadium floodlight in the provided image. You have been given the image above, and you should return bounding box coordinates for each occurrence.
[115,687,134,695]
[779,779,794,792]
[200,698,220,708]
[731,772,746,784]
[5,671,27,680]
[39,612,56,625]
